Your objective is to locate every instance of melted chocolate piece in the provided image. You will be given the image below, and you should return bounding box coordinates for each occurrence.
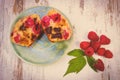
[35,23,39,30]
[27,35,30,38]
[45,27,52,34]
[54,27,61,32]
[34,18,37,21]
[51,33,62,39]
[34,18,37,24]
[31,34,36,40]
[11,32,14,36]
[19,24,26,30]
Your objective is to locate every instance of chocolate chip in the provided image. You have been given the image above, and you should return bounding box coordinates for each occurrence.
[34,18,37,21]
[19,24,26,31]
[27,36,30,38]
[31,34,36,40]
[45,27,52,34]
[11,32,14,36]
[61,24,63,26]
[35,23,39,30]
[51,33,62,39]
[34,18,37,24]
[54,27,61,32]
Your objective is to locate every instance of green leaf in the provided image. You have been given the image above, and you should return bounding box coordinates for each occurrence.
[64,56,86,76]
[68,49,84,57]
[87,56,97,72]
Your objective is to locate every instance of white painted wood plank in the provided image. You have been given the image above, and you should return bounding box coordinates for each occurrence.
[0,0,120,80]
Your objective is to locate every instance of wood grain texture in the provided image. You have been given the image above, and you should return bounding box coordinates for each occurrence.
[13,0,24,80]
[13,59,23,80]
[13,0,24,14]
[35,0,39,3]
[0,0,120,80]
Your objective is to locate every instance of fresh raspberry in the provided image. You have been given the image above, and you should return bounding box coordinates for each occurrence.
[104,50,113,58]
[14,33,20,43]
[24,17,35,27]
[41,16,50,27]
[49,13,61,22]
[100,35,110,45]
[88,31,99,41]
[91,41,101,52]
[85,47,94,57]
[63,30,69,40]
[94,59,104,71]
[80,41,90,50]
[97,48,105,56]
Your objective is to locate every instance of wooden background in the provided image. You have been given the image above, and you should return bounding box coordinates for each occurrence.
[0,0,120,80]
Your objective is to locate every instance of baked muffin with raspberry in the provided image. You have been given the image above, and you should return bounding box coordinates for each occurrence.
[11,14,42,47]
[41,9,72,42]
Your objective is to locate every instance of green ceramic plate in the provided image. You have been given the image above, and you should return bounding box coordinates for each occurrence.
[10,6,72,64]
